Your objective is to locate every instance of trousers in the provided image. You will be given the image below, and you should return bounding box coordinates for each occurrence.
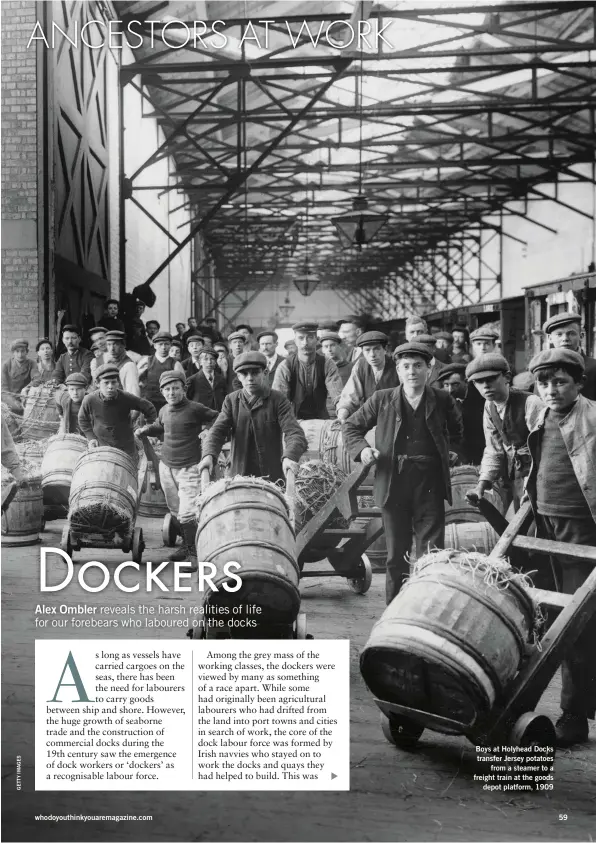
[159,462,200,524]
[381,461,445,604]
[540,514,596,719]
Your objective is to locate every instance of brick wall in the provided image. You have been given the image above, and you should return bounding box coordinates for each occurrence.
[1,0,39,361]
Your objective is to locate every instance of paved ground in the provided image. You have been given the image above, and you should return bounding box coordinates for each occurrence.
[2,515,595,842]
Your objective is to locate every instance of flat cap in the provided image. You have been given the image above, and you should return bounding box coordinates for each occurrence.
[159,370,186,388]
[357,330,388,348]
[470,327,499,342]
[90,341,103,353]
[104,330,126,343]
[10,338,29,351]
[89,326,108,336]
[257,330,278,342]
[338,315,363,327]
[435,363,467,381]
[393,342,432,362]
[415,333,436,346]
[319,321,339,332]
[319,331,342,344]
[233,351,268,373]
[465,353,510,382]
[542,312,581,335]
[529,348,585,375]
[186,334,204,344]
[65,373,88,387]
[228,331,246,343]
[62,324,81,335]
[200,348,218,360]
[152,331,173,343]
[435,331,453,341]
[171,339,182,348]
[94,363,120,381]
[291,321,318,333]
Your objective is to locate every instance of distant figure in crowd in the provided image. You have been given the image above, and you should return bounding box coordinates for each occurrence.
[542,312,596,400]
[200,351,307,484]
[56,373,87,434]
[272,322,343,420]
[235,324,257,350]
[146,320,161,341]
[469,326,498,357]
[451,325,472,364]
[284,339,297,356]
[202,317,223,344]
[226,331,246,391]
[78,364,156,463]
[343,341,463,604]
[337,331,399,422]
[526,348,596,748]
[186,349,227,411]
[257,331,284,386]
[53,325,93,385]
[1,339,35,412]
[338,317,364,363]
[416,334,448,387]
[213,342,230,381]
[101,330,140,397]
[404,316,428,342]
[433,331,453,364]
[137,370,218,570]
[175,322,186,344]
[98,299,126,333]
[182,317,200,346]
[319,331,353,385]
[30,338,57,386]
[436,363,485,465]
[138,331,184,413]
[88,326,108,355]
[126,310,153,357]
[318,321,339,336]
[466,353,539,512]
[182,334,205,378]
[169,339,182,361]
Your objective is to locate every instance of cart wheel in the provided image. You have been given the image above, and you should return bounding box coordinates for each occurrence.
[294,614,307,640]
[509,712,556,752]
[162,513,177,547]
[132,527,144,564]
[348,553,373,594]
[122,535,131,554]
[60,525,72,557]
[381,712,424,750]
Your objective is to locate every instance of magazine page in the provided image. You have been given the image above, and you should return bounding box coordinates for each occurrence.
[2,1,595,842]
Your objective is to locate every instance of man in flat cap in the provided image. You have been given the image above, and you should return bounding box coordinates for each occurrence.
[525,347,596,747]
[236,324,258,351]
[1,339,35,412]
[186,348,228,412]
[56,373,87,434]
[138,331,185,413]
[436,363,485,465]
[95,330,140,397]
[466,353,541,512]
[318,331,353,418]
[338,317,364,363]
[78,363,157,463]
[414,334,448,386]
[257,331,284,386]
[337,331,399,422]
[343,342,463,604]
[200,351,307,483]
[272,322,343,420]
[542,311,596,400]
[53,325,93,385]
[451,325,472,364]
[469,326,499,358]
[433,331,453,364]
[136,369,219,569]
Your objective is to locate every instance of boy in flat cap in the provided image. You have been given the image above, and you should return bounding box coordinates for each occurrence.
[272,322,343,420]
[319,331,354,417]
[542,312,596,400]
[235,324,258,351]
[337,331,399,422]
[56,373,87,434]
[525,347,596,747]
[136,370,219,568]
[78,364,157,463]
[436,363,485,465]
[186,349,228,411]
[467,353,541,511]
[469,327,498,358]
[182,334,205,378]
[54,325,93,385]
[200,352,307,483]
[96,330,140,396]
[257,331,284,386]
[138,331,185,413]
[1,339,35,412]
[343,342,463,604]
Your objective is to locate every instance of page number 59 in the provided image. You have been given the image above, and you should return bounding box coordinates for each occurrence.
[559,815,568,821]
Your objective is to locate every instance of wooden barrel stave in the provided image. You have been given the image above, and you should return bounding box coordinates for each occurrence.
[444,522,499,555]
[41,434,88,507]
[69,447,138,535]
[445,465,505,525]
[1,478,44,546]
[298,420,334,464]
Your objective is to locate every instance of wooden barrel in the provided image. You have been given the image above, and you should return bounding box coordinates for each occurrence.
[41,434,87,506]
[69,447,137,535]
[196,477,300,625]
[322,424,376,476]
[1,477,44,546]
[19,384,62,441]
[138,460,168,517]
[360,553,534,730]
[445,465,505,525]
[298,420,334,463]
[445,522,499,555]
